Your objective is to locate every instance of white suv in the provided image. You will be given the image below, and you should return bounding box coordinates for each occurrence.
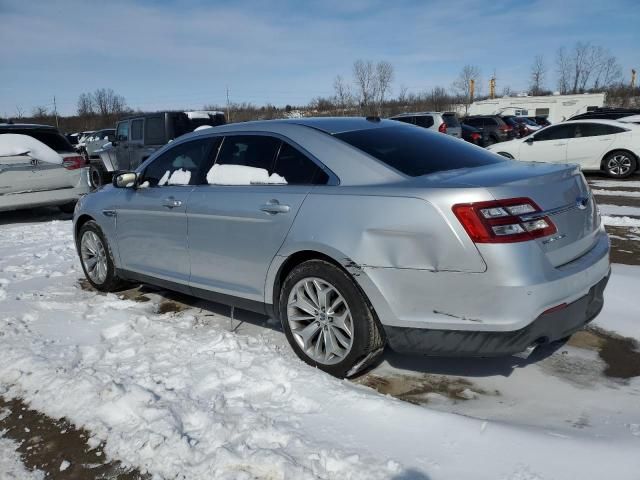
[389,112,462,138]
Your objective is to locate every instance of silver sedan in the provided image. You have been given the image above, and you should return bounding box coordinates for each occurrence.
[73,118,610,377]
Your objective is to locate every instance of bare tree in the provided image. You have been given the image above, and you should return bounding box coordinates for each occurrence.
[502,86,513,97]
[15,105,25,118]
[77,93,94,116]
[429,87,452,112]
[556,47,571,94]
[352,60,377,115]
[92,88,127,117]
[591,48,622,90]
[375,61,394,115]
[333,75,353,115]
[529,55,546,95]
[452,65,481,114]
[32,106,49,118]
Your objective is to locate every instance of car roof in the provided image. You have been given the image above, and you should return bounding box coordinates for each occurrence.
[198,117,397,135]
[390,112,442,118]
[564,119,634,127]
[0,123,58,130]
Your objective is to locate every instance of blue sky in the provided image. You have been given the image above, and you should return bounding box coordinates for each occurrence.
[0,0,637,116]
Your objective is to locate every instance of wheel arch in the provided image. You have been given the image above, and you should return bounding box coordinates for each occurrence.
[74,214,96,244]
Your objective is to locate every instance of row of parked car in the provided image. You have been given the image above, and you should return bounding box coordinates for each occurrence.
[388,108,640,178]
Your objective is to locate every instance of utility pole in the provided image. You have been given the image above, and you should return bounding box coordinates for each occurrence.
[489,78,496,99]
[226,86,231,123]
[632,69,637,89]
[53,96,59,129]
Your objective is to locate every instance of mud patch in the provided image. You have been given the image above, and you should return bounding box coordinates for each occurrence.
[356,373,492,405]
[117,286,151,303]
[567,327,640,379]
[605,226,640,266]
[0,396,147,479]
[156,300,188,314]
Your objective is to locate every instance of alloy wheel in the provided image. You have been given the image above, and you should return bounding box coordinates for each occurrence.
[287,277,354,365]
[80,231,108,284]
[607,154,632,177]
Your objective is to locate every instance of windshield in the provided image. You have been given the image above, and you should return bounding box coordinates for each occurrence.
[334,125,503,177]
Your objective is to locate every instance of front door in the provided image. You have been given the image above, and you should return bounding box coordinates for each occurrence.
[114,121,131,170]
[187,135,329,303]
[116,137,213,284]
[519,124,576,163]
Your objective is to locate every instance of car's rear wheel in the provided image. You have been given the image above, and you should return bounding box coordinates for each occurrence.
[279,260,384,378]
[89,162,112,189]
[603,151,636,179]
[78,220,124,292]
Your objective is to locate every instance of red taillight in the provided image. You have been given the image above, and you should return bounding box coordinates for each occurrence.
[471,132,481,141]
[452,197,557,244]
[438,122,447,134]
[499,125,513,132]
[62,155,87,170]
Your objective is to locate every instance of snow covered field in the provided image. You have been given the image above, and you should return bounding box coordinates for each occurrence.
[1,175,640,479]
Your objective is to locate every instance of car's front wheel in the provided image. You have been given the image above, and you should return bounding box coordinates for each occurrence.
[279,260,384,378]
[78,220,124,292]
[603,151,637,179]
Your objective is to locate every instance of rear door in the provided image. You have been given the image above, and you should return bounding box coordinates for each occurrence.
[187,134,328,303]
[114,121,131,170]
[128,119,144,169]
[566,123,623,170]
[519,124,575,163]
[116,137,214,283]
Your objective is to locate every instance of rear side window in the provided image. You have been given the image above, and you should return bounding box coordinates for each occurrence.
[1,129,74,153]
[442,114,460,127]
[484,118,498,127]
[579,123,626,137]
[116,122,129,142]
[335,125,503,177]
[415,116,434,128]
[464,118,483,127]
[130,120,143,141]
[144,117,165,144]
[391,117,415,125]
[273,142,329,185]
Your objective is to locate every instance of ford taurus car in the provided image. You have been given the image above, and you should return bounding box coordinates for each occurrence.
[73,118,610,377]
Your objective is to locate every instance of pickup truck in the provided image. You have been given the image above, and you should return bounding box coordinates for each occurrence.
[89,111,225,188]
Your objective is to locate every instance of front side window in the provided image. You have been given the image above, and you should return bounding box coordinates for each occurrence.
[207,135,282,185]
[534,124,576,141]
[116,122,129,142]
[130,120,143,141]
[273,142,329,185]
[142,138,215,187]
[335,125,503,177]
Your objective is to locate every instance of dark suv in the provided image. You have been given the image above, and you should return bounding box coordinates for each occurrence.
[462,115,515,145]
[89,111,226,188]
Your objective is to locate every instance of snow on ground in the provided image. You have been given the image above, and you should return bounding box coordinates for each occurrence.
[592,188,640,198]
[1,219,640,479]
[598,204,640,217]
[594,263,640,339]
[589,179,640,189]
[0,436,44,480]
[602,215,640,227]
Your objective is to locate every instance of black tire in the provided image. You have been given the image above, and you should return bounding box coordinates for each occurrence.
[497,152,514,159]
[278,259,384,378]
[602,151,637,179]
[77,220,125,292]
[58,201,76,214]
[89,162,112,189]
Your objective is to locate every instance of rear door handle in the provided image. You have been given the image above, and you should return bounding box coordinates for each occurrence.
[260,200,290,214]
[162,197,182,208]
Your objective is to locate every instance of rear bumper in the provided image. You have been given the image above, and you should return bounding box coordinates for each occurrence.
[385,271,609,356]
[0,170,89,212]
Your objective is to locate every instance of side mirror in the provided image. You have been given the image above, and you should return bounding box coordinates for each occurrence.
[113,171,138,188]
[525,136,535,144]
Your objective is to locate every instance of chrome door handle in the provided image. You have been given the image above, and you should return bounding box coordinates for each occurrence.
[260,200,290,214]
[162,197,182,208]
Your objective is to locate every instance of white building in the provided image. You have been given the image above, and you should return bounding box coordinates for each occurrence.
[463,93,606,123]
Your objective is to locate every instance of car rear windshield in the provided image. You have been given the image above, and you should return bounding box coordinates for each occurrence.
[334,125,503,177]
[0,128,74,153]
[442,114,460,127]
